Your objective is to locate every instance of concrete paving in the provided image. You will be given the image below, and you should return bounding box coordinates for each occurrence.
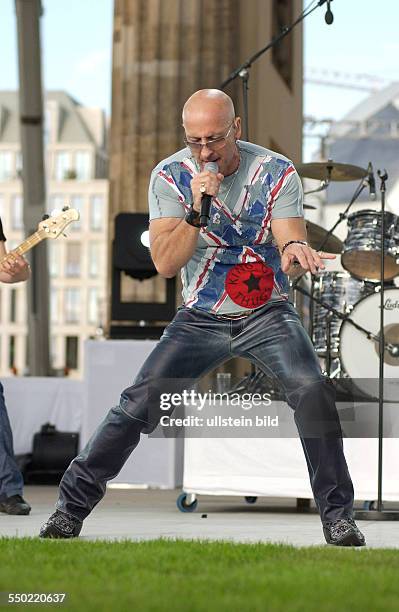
[1,486,399,548]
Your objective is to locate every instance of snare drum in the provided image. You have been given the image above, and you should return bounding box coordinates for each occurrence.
[342,209,399,281]
[312,271,374,355]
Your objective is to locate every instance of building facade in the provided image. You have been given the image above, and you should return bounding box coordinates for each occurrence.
[0,91,108,377]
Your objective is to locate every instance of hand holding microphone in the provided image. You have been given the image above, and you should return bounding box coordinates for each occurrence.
[191,162,224,227]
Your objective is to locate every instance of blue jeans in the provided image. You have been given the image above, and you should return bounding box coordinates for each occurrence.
[0,382,24,500]
[57,301,354,523]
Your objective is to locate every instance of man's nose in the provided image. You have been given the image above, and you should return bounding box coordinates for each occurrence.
[199,144,213,162]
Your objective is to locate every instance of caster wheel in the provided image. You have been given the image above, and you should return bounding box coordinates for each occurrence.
[245,496,258,504]
[176,493,198,513]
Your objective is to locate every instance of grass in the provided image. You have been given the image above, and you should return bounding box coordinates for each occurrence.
[0,538,398,611]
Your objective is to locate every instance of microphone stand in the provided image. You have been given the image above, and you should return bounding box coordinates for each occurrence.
[355,170,399,521]
[220,0,330,140]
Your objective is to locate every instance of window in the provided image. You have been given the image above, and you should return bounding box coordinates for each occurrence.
[88,288,99,325]
[0,152,13,181]
[9,335,15,368]
[88,242,100,277]
[90,195,104,231]
[64,288,80,323]
[75,151,91,180]
[70,195,83,231]
[65,242,81,277]
[50,194,66,210]
[48,241,61,278]
[50,288,60,323]
[10,289,17,323]
[11,195,23,230]
[55,151,71,180]
[50,335,58,368]
[65,336,78,369]
[16,152,22,178]
[272,0,294,90]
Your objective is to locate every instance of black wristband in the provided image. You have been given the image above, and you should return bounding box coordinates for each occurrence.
[185,208,201,228]
[0,217,6,242]
[281,239,308,255]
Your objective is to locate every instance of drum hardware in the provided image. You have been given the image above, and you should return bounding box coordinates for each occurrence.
[354,170,399,521]
[341,209,399,281]
[313,171,371,254]
[304,180,329,196]
[300,159,368,198]
[296,160,368,182]
[305,221,343,254]
[325,311,334,377]
[292,281,398,362]
[293,172,372,343]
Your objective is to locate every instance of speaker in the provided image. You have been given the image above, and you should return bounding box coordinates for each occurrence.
[23,423,79,484]
[114,213,157,280]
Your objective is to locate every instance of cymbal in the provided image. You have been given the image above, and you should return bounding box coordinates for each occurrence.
[296,161,367,182]
[306,220,343,254]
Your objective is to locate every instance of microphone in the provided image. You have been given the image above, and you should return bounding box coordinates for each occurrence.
[367,162,376,200]
[200,161,218,227]
[325,0,334,25]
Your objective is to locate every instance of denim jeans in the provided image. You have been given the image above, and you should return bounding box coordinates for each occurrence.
[0,382,24,500]
[57,301,354,523]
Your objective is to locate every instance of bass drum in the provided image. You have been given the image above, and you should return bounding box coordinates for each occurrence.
[339,288,399,402]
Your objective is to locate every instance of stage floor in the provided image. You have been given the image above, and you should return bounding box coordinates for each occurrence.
[1,486,399,548]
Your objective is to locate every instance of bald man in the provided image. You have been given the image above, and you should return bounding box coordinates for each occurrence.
[41,90,365,547]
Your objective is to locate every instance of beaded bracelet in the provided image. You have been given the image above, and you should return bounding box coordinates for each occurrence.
[281,240,308,256]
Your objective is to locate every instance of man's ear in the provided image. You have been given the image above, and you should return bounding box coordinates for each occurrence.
[234,117,242,140]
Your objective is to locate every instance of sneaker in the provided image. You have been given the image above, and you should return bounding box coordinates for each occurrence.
[39,510,82,539]
[0,494,31,516]
[323,518,365,546]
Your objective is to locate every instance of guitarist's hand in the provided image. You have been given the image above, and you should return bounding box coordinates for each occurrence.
[0,253,30,283]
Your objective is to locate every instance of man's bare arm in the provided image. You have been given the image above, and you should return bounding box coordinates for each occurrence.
[149,218,200,278]
[271,217,335,275]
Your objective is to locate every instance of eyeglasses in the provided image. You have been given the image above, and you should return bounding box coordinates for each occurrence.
[184,121,235,152]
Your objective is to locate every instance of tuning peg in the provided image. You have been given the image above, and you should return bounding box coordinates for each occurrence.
[42,214,50,220]
[62,233,68,238]
[62,206,70,211]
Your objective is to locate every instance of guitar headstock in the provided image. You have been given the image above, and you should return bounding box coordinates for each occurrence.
[37,207,80,239]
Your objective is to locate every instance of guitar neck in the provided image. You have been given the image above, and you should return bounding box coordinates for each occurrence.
[1,232,43,261]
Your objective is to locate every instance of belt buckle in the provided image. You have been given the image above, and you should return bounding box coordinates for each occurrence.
[218,310,253,320]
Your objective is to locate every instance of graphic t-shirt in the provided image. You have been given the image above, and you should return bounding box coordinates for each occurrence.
[148,141,303,315]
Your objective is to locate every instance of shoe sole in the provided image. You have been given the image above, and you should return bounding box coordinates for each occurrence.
[39,525,82,539]
[0,507,31,516]
[325,530,366,547]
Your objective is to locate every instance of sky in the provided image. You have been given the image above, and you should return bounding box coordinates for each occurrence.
[1,0,398,161]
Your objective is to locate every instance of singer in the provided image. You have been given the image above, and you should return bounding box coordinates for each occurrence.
[40,89,365,547]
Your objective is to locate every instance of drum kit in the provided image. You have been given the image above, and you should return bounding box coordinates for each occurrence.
[293,160,399,402]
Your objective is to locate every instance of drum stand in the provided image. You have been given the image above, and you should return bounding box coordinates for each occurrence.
[354,170,399,520]
[315,173,370,255]
[291,170,371,340]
